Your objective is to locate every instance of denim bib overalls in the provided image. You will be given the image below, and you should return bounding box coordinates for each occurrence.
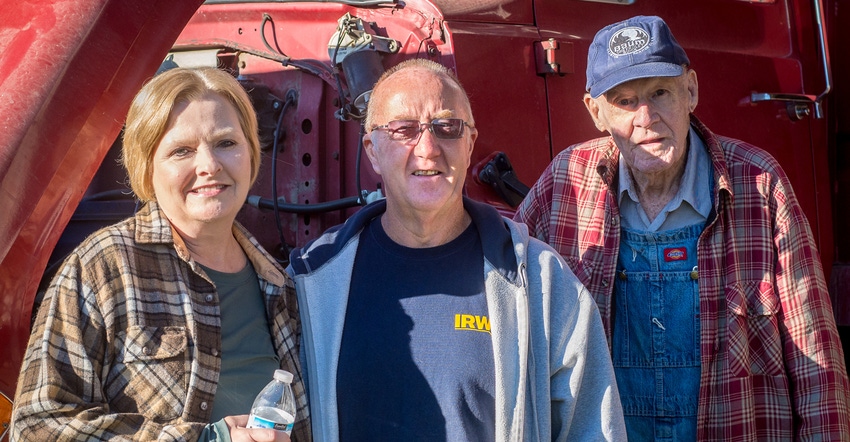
[612,222,703,440]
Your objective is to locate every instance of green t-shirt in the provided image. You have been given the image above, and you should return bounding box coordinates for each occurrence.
[200,262,280,422]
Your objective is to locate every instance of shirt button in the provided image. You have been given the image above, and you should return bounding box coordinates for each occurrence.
[601,278,609,287]
[142,347,151,355]
[205,294,214,302]
[200,402,208,411]
[212,348,219,357]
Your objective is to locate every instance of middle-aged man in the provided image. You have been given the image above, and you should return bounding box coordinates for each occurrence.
[514,15,850,440]
[287,59,626,441]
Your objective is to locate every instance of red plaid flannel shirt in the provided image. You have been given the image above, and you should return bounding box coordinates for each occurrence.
[515,115,850,440]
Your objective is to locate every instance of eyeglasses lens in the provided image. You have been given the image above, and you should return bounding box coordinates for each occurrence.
[384,118,465,141]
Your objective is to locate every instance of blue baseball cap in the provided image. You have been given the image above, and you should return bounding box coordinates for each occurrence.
[586,16,690,98]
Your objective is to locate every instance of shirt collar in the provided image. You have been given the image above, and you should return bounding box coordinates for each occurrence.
[134,200,286,286]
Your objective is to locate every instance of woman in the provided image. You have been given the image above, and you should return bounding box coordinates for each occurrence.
[11,67,309,441]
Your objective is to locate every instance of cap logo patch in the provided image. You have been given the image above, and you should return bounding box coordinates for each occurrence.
[608,27,650,58]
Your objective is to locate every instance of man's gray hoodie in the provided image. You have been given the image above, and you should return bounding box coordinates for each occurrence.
[288,198,625,441]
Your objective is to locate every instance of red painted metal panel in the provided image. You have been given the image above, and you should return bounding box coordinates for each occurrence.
[446,21,550,208]
[433,0,533,25]
[0,0,202,405]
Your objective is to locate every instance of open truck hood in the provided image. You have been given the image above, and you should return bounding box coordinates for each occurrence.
[0,0,203,414]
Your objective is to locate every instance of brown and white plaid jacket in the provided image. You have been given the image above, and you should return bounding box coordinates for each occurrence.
[11,202,310,441]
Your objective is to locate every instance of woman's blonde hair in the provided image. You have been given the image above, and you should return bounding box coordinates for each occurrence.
[122,67,260,201]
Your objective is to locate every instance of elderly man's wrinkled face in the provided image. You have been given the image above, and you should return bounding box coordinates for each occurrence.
[585,70,698,179]
[364,68,477,216]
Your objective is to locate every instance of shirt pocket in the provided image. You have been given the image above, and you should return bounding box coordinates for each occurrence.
[726,280,784,377]
[111,325,189,422]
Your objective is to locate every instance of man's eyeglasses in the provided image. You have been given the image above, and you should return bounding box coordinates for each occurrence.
[371,118,473,144]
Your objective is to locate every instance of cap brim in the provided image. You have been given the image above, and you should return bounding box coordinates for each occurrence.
[589,62,684,98]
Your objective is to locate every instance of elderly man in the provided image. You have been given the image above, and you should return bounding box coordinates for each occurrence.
[288,59,625,441]
[514,15,850,440]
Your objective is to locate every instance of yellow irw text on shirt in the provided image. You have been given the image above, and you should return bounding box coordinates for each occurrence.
[455,314,491,333]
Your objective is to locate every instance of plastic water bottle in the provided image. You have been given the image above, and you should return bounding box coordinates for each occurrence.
[246,369,297,434]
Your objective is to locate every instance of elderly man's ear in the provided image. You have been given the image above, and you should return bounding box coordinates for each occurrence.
[583,93,607,133]
[686,69,699,113]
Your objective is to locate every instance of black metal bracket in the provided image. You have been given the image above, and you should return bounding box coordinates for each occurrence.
[477,151,530,208]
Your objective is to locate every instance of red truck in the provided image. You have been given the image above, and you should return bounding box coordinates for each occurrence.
[1,0,847,437]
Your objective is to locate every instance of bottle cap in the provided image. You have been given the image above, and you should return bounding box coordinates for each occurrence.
[274,369,294,384]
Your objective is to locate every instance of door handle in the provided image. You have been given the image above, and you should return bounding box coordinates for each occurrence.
[750,0,831,119]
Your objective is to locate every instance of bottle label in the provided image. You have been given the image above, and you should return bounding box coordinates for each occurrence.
[247,410,294,434]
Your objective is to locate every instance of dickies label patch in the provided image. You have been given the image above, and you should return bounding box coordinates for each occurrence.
[664,247,687,261]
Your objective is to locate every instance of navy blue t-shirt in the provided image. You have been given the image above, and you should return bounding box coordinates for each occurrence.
[337,217,495,441]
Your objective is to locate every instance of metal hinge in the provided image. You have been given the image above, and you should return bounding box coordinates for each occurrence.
[534,39,573,76]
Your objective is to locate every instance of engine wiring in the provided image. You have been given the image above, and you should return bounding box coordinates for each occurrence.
[255,89,373,263]
[246,11,388,262]
[330,14,359,122]
[258,13,339,89]
[270,90,297,261]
